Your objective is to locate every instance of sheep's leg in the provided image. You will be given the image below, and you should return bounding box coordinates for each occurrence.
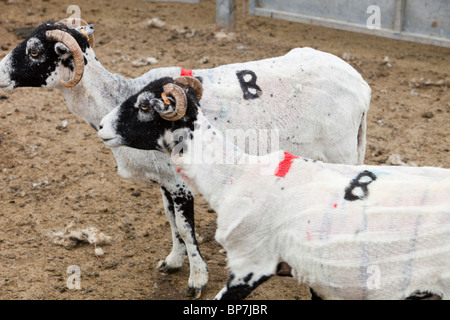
[214,269,272,300]
[157,187,187,273]
[172,191,208,299]
[159,186,208,298]
[310,288,323,300]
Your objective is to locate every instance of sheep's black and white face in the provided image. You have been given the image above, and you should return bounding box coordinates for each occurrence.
[99,77,199,152]
[0,22,90,90]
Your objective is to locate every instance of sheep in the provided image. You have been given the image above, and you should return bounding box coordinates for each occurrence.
[98,77,450,300]
[0,20,371,297]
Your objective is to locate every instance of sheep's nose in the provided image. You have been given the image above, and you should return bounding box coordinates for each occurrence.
[99,123,103,130]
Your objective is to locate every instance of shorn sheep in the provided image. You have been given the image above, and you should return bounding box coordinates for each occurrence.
[98,77,450,300]
[0,20,371,297]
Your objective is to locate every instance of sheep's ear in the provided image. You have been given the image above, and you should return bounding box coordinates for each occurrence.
[54,42,70,56]
[136,92,175,115]
[76,24,95,36]
[153,98,175,114]
[74,25,95,47]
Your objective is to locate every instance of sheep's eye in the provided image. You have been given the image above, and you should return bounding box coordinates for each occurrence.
[29,50,40,58]
[139,103,151,111]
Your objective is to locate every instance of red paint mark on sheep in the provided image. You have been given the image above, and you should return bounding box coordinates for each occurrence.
[180,68,193,77]
[274,152,299,177]
[333,203,338,209]
[176,167,194,185]
[306,232,311,241]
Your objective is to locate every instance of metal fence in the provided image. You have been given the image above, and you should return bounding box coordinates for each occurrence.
[248,0,450,48]
[143,0,200,3]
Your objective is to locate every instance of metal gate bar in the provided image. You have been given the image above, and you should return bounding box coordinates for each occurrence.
[248,0,450,48]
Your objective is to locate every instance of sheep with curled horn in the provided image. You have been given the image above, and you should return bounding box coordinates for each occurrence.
[99,77,450,300]
[0,19,371,298]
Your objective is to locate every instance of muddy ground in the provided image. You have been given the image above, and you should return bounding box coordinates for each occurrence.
[0,0,448,300]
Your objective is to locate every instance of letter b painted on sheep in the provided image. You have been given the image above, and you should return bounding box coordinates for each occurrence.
[236,70,262,100]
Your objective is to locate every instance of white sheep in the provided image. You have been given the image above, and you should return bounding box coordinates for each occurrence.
[0,20,371,297]
[98,77,450,300]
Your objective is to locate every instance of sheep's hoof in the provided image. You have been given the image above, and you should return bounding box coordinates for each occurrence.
[157,260,181,274]
[185,285,206,299]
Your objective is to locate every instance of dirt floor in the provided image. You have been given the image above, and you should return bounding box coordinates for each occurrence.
[0,0,448,300]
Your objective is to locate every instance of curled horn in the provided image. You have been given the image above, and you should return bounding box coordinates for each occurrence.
[159,83,188,121]
[57,18,94,47]
[174,76,203,101]
[46,30,84,88]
